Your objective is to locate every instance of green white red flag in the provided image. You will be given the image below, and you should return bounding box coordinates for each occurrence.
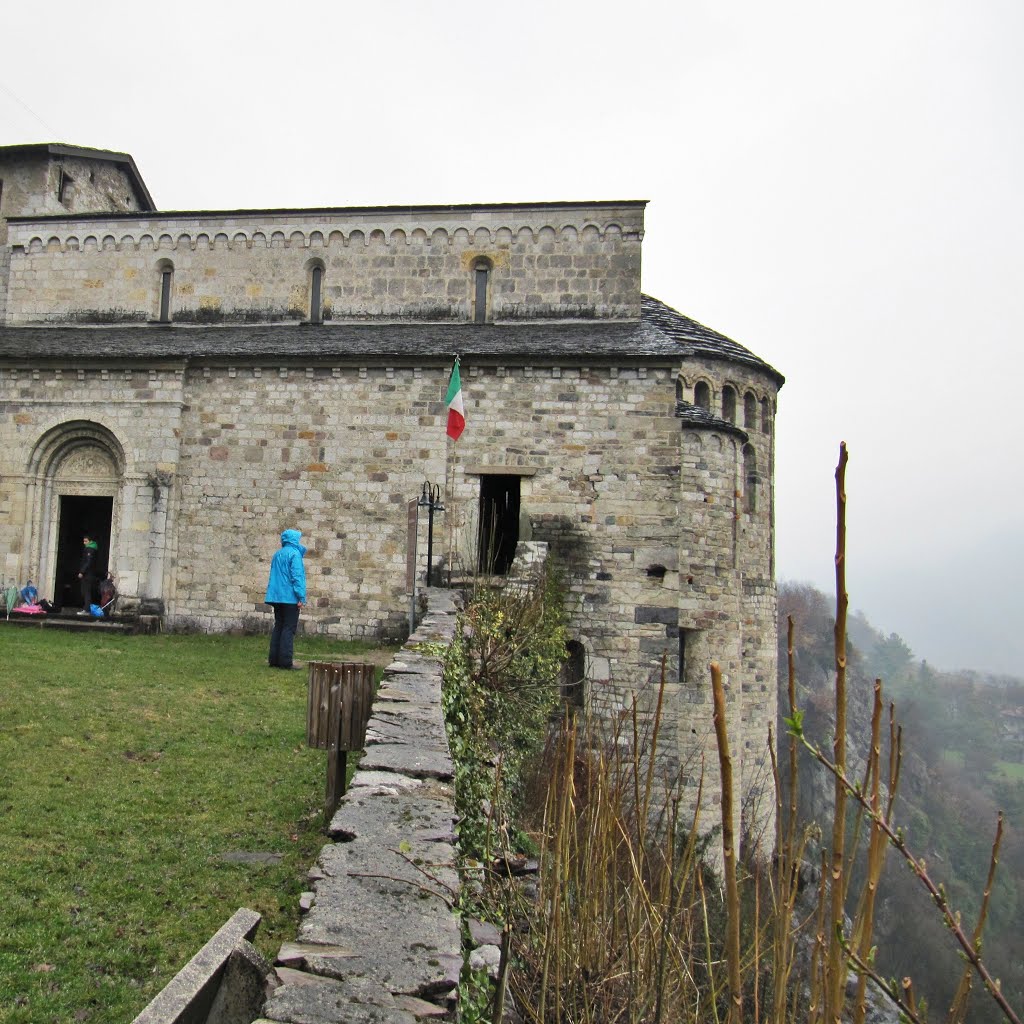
[445,357,465,440]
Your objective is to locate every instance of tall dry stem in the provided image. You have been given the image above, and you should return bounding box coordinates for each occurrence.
[850,680,889,1024]
[711,661,743,1024]
[825,440,850,1024]
[793,729,1021,1024]
[807,848,829,1023]
[517,664,717,1024]
[948,812,1004,1024]
[766,612,815,1024]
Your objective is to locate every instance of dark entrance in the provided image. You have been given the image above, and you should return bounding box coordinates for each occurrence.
[560,640,586,709]
[54,495,112,610]
[478,475,520,575]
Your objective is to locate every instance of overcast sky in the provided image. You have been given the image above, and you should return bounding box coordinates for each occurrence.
[3,0,1021,676]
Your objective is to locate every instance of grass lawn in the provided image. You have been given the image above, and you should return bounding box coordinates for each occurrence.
[0,627,394,1024]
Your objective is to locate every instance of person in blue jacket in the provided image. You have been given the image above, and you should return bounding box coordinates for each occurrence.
[265,528,307,670]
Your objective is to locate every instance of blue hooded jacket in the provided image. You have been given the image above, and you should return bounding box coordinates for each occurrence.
[265,529,307,604]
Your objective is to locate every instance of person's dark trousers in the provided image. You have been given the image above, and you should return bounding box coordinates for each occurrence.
[269,602,300,668]
[80,576,95,609]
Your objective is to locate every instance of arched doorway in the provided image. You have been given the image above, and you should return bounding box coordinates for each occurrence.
[26,422,125,611]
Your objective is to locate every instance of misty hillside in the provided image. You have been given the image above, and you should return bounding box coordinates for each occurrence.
[779,581,1024,1023]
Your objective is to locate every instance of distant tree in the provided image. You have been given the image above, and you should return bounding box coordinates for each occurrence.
[848,608,882,655]
[870,631,915,687]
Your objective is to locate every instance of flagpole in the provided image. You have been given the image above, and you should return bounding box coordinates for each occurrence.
[444,353,460,584]
[445,434,453,585]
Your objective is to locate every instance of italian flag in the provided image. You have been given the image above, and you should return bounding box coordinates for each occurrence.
[445,357,465,441]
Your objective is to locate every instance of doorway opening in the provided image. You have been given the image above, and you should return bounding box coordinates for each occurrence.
[54,495,113,610]
[560,640,587,709]
[478,474,520,575]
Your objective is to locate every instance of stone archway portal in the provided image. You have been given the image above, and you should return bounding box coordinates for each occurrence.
[27,423,124,613]
[54,495,113,611]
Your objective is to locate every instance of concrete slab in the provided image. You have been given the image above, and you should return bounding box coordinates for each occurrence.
[277,941,358,968]
[373,676,440,704]
[358,741,453,781]
[131,908,264,1024]
[347,770,427,795]
[262,970,418,1024]
[327,790,455,845]
[363,707,446,741]
[364,714,448,750]
[393,994,449,1018]
[380,654,444,676]
[298,839,460,996]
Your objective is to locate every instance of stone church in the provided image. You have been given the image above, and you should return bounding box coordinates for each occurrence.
[0,143,784,821]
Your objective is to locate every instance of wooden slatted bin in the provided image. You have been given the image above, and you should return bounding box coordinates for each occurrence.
[306,662,376,815]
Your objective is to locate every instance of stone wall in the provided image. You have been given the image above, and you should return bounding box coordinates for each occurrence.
[0,353,779,830]
[0,152,143,234]
[0,364,185,598]
[260,589,462,1023]
[672,360,779,837]
[1,148,148,328]
[163,361,685,648]
[4,204,644,326]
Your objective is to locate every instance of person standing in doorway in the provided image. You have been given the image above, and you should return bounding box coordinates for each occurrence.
[265,528,307,670]
[76,535,98,616]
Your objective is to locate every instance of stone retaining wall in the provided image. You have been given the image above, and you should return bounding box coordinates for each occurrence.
[258,587,463,1024]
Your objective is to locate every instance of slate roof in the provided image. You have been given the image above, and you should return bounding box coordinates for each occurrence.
[641,296,784,384]
[0,296,783,384]
[675,401,749,439]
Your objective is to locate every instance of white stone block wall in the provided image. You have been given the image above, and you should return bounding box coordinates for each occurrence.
[673,359,780,845]
[0,352,779,837]
[0,154,142,231]
[3,205,643,326]
[0,146,784,843]
[0,363,184,601]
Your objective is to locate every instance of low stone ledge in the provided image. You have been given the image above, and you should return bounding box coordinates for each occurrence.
[346,770,430,796]
[358,742,453,781]
[381,654,446,676]
[276,942,358,969]
[364,721,445,751]
[297,833,460,994]
[364,708,449,741]
[262,970,419,1024]
[132,907,270,1024]
[260,590,461,1023]
[327,787,455,845]
[368,698,435,721]
[374,676,445,705]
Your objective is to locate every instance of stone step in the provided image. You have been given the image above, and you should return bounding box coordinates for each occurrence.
[0,613,132,634]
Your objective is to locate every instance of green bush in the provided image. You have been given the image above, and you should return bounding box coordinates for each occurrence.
[442,565,568,862]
